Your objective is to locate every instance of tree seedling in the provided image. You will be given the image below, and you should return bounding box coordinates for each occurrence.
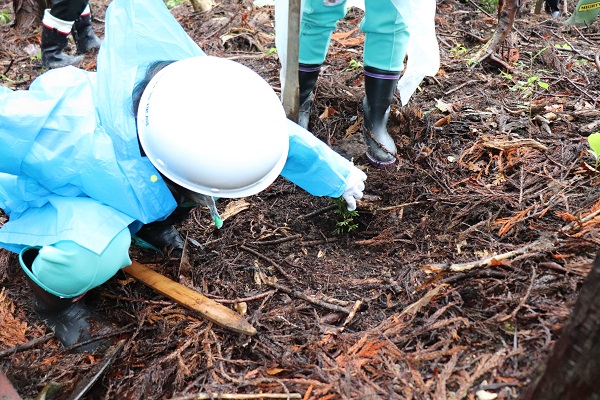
[346,59,363,71]
[165,0,186,9]
[333,197,359,235]
[450,43,468,57]
[587,132,600,169]
[265,47,277,56]
[0,10,11,24]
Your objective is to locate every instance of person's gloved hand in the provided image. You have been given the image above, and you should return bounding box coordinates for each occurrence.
[342,166,367,211]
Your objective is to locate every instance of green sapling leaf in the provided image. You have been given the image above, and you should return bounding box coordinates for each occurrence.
[588,132,600,157]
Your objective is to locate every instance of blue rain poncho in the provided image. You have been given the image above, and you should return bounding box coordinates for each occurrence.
[0,0,352,255]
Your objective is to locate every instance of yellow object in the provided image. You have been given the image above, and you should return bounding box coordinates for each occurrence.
[566,0,600,25]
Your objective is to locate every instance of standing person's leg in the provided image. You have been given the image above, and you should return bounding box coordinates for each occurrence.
[41,0,88,68]
[297,0,347,129]
[545,0,560,16]
[19,227,132,351]
[72,2,102,54]
[360,0,410,167]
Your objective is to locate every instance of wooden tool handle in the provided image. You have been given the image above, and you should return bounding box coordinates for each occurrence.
[124,261,257,336]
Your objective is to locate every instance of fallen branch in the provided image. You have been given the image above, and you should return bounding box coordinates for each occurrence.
[256,270,357,314]
[444,79,479,95]
[422,236,556,273]
[300,238,339,247]
[0,333,54,358]
[207,290,277,305]
[370,285,448,335]
[378,201,426,212]
[252,234,302,246]
[480,135,548,151]
[340,300,364,330]
[422,206,600,273]
[240,245,294,282]
[265,280,355,314]
[302,204,337,219]
[560,209,600,233]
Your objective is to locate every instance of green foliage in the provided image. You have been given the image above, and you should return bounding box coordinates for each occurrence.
[165,0,186,9]
[332,198,359,235]
[532,46,550,62]
[0,9,11,24]
[498,46,553,96]
[554,43,572,50]
[0,74,15,83]
[478,0,498,14]
[500,70,549,94]
[346,59,363,71]
[265,47,277,56]
[449,43,468,58]
[503,322,515,333]
[588,132,600,168]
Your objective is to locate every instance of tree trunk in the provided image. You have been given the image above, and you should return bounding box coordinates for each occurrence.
[520,252,600,400]
[471,0,518,68]
[12,0,45,32]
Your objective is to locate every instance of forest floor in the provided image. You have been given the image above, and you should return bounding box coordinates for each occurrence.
[1,0,600,399]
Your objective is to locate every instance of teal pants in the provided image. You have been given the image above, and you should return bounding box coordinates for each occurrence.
[299,0,410,71]
[20,228,132,298]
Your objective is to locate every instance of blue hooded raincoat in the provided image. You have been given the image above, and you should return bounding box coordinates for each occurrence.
[0,0,353,257]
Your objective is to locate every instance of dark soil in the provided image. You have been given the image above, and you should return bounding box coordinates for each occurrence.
[1,0,600,399]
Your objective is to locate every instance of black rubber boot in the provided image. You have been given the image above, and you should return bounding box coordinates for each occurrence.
[298,63,321,129]
[362,66,401,168]
[20,248,111,352]
[133,205,194,252]
[73,14,101,54]
[41,26,84,68]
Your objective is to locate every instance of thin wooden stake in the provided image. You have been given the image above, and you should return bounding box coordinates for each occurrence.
[281,0,301,122]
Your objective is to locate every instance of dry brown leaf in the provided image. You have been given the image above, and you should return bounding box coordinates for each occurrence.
[335,337,387,369]
[590,200,600,213]
[493,205,535,236]
[0,288,30,348]
[330,27,363,47]
[266,367,287,375]
[434,115,451,127]
[318,106,335,120]
[555,211,578,222]
[345,117,361,137]
[490,258,511,267]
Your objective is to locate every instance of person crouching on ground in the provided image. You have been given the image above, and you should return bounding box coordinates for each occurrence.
[0,0,366,351]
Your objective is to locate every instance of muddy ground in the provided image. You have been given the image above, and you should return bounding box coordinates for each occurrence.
[1,0,600,399]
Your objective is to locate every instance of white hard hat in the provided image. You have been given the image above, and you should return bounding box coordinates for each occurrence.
[136,56,289,198]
